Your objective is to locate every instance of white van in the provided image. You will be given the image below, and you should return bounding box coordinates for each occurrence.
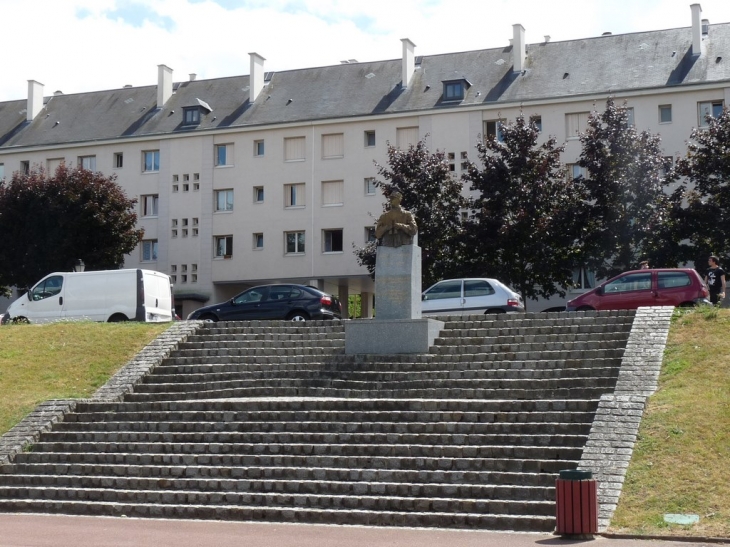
[1,269,173,324]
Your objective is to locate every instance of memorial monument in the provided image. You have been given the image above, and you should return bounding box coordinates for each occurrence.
[345,191,444,354]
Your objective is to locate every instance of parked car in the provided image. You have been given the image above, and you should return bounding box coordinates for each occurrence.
[187,284,342,322]
[421,278,525,316]
[566,268,710,311]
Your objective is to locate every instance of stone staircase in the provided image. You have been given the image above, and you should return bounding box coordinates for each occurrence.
[0,311,637,531]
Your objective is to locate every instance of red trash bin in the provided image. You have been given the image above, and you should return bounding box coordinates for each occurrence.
[555,469,598,536]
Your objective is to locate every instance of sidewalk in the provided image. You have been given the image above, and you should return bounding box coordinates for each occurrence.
[0,514,725,547]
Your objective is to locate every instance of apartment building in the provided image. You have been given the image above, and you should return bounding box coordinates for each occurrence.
[1,4,729,315]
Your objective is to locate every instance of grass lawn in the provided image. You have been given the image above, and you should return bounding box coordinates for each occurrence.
[0,321,170,435]
[611,307,730,537]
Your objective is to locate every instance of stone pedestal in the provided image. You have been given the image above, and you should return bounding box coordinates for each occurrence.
[374,244,421,320]
[345,318,444,355]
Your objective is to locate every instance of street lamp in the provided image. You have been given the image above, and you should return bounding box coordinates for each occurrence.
[73,259,85,272]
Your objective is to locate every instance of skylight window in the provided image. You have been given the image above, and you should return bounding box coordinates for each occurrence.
[442,79,470,102]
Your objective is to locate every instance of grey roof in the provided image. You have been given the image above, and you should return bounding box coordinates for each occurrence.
[2,23,730,150]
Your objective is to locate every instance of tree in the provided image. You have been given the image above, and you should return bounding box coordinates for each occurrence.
[578,98,676,279]
[353,139,466,288]
[461,113,586,305]
[0,165,144,291]
[674,106,730,267]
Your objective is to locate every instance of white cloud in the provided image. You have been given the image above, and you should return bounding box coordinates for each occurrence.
[2,0,729,101]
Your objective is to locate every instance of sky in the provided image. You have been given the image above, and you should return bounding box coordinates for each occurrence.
[3,0,730,102]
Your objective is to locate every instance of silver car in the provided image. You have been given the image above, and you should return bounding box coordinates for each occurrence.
[421,278,525,316]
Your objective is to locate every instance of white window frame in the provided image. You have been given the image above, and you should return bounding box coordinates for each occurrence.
[323,229,344,253]
[285,231,306,255]
[284,136,306,162]
[214,189,234,212]
[322,133,344,159]
[365,226,376,243]
[141,194,159,217]
[698,100,724,128]
[253,233,264,250]
[567,163,588,180]
[141,239,158,262]
[284,183,306,208]
[254,139,265,157]
[78,155,96,171]
[364,177,377,196]
[114,152,123,169]
[215,235,233,258]
[322,180,344,206]
[215,143,233,167]
[364,130,376,147]
[659,104,672,124]
[483,120,504,142]
[254,186,264,203]
[142,150,160,173]
[565,112,590,140]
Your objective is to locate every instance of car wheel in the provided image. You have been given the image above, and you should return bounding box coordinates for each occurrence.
[107,313,128,322]
[199,313,218,322]
[577,306,594,312]
[11,316,29,324]
[485,309,506,315]
[287,311,310,322]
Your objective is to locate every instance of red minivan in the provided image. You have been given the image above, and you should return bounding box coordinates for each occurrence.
[566,268,710,311]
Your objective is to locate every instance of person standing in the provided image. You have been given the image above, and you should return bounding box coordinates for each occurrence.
[705,255,726,305]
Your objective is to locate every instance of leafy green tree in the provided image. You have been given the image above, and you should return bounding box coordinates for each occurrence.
[353,139,466,288]
[0,165,144,291]
[674,106,730,267]
[578,98,676,278]
[461,113,586,305]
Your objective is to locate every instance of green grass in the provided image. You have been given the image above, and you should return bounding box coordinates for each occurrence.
[611,307,730,537]
[0,321,170,435]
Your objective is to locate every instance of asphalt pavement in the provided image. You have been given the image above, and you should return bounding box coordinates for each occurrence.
[0,514,726,547]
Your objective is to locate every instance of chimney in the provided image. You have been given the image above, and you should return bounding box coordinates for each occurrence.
[249,52,266,104]
[401,38,416,89]
[513,24,526,72]
[189,73,197,81]
[27,80,44,122]
[691,3,702,55]
[157,64,173,108]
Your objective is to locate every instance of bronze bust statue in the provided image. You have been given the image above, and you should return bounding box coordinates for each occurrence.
[375,191,418,247]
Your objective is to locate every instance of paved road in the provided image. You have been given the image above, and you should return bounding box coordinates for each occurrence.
[0,514,726,547]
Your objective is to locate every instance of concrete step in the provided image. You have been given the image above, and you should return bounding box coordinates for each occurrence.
[0,499,556,531]
[0,474,556,500]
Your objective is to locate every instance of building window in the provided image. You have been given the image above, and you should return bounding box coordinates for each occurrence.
[215,235,233,258]
[215,144,232,166]
[254,140,265,157]
[396,127,419,149]
[322,133,344,159]
[661,156,674,177]
[284,136,306,161]
[47,158,64,173]
[698,100,724,127]
[253,233,264,250]
[183,184,189,192]
[20,161,30,175]
[182,107,200,125]
[364,177,377,195]
[0,163,4,181]
[565,112,590,140]
[460,151,469,170]
[567,163,587,180]
[322,180,344,206]
[114,153,123,168]
[659,105,672,124]
[284,183,306,208]
[254,186,264,203]
[183,174,189,181]
[285,231,305,254]
[447,152,456,172]
[443,80,465,101]
[533,116,543,133]
[142,194,159,217]
[364,130,376,147]
[365,226,376,243]
[171,275,177,283]
[143,150,160,172]
[625,107,635,127]
[572,267,595,290]
[484,120,504,142]
[141,240,158,262]
[78,155,96,171]
[323,229,344,253]
[215,189,234,212]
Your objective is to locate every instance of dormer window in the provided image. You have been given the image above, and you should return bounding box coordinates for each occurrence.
[442,79,470,102]
[182,107,200,125]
